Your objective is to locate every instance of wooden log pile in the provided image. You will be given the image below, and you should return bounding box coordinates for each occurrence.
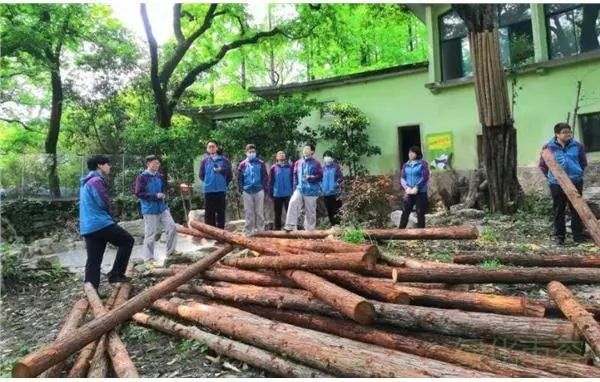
[14,221,600,378]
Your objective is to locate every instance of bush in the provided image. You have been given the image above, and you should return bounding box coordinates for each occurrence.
[339,175,396,228]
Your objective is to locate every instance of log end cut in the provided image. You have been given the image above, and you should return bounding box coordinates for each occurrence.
[354,301,376,325]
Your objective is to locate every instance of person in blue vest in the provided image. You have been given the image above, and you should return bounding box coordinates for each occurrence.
[79,155,134,289]
[237,144,268,236]
[399,146,430,229]
[538,123,588,245]
[134,155,178,266]
[284,143,323,231]
[269,150,294,230]
[199,140,232,229]
[321,151,344,226]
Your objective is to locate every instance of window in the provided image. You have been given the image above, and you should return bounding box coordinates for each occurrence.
[580,112,600,152]
[439,4,534,81]
[545,4,600,59]
[319,101,335,119]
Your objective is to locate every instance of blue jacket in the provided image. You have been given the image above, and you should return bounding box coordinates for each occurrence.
[269,163,293,198]
[79,171,114,235]
[237,158,268,194]
[539,137,587,185]
[321,162,343,196]
[134,170,168,215]
[400,160,430,195]
[199,154,232,193]
[293,157,323,197]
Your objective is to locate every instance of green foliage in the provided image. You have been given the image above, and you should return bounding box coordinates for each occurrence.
[312,103,381,176]
[122,324,159,343]
[480,227,498,242]
[340,228,366,244]
[178,339,209,356]
[429,252,454,262]
[339,175,395,228]
[0,345,39,377]
[213,95,318,163]
[479,259,505,269]
[1,244,70,292]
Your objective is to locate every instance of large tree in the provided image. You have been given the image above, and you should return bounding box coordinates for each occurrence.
[1,4,136,197]
[140,3,318,128]
[453,4,522,213]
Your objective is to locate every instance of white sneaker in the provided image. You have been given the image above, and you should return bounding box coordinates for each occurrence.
[283,225,295,232]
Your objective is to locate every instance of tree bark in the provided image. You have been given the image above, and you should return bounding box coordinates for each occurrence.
[222,252,376,271]
[542,148,600,247]
[453,252,600,267]
[359,263,470,291]
[39,299,88,377]
[254,237,378,255]
[317,270,411,304]
[46,62,63,198]
[241,305,556,377]
[12,245,233,377]
[163,297,494,377]
[132,310,331,377]
[373,300,581,346]
[411,331,600,378]
[86,286,121,378]
[548,281,600,357]
[66,341,97,378]
[381,266,600,284]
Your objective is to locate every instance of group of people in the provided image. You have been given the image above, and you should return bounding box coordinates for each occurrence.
[78,122,589,290]
[199,140,344,235]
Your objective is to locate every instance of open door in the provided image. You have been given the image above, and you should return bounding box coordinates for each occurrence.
[398,125,421,164]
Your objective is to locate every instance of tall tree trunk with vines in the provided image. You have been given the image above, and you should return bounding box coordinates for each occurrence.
[453,4,522,213]
[46,61,63,198]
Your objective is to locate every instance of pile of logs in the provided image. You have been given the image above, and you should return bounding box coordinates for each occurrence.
[12,221,600,378]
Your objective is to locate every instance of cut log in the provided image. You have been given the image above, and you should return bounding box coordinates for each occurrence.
[373,300,581,346]
[254,225,479,240]
[255,237,378,255]
[378,252,406,267]
[317,270,410,304]
[161,297,495,377]
[38,298,89,378]
[241,305,557,377]
[84,283,138,378]
[12,244,233,378]
[320,271,545,317]
[411,331,600,378]
[177,283,337,316]
[542,299,600,320]
[382,266,600,284]
[360,264,470,291]
[548,281,600,357]
[176,224,212,239]
[132,311,332,377]
[453,252,600,267]
[222,252,376,271]
[86,286,121,378]
[66,341,97,378]
[189,221,375,324]
[543,148,600,247]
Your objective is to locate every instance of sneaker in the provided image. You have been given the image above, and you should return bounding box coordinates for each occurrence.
[554,237,565,246]
[168,251,184,257]
[283,225,295,232]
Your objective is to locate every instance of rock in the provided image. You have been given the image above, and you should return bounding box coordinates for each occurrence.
[50,242,70,254]
[449,203,466,213]
[389,210,416,228]
[583,186,600,218]
[453,208,485,219]
[225,219,245,233]
[427,171,461,209]
[188,209,205,224]
[34,238,54,247]
[425,214,449,227]
[35,254,60,268]
[118,219,145,238]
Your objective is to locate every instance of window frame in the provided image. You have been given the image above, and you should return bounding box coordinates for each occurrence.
[544,4,600,59]
[579,111,600,153]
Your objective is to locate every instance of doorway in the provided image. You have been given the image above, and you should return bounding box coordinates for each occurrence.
[398,125,421,164]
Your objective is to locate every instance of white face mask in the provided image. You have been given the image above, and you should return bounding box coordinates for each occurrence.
[324,156,333,165]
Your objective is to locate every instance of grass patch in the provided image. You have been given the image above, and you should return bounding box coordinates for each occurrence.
[178,339,209,356]
[340,228,366,244]
[122,324,160,343]
[0,345,39,377]
[479,259,505,269]
[480,228,498,242]
[429,252,454,263]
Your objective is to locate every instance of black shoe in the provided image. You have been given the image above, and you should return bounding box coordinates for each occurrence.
[108,274,131,284]
[554,237,565,245]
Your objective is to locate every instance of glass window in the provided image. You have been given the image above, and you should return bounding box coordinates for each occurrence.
[439,5,534,81]
[545,4,600,59]
[580,112,600,152]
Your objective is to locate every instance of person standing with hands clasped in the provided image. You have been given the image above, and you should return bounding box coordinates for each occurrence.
[321,151,344,226]
[237,144,268,236]
[269,150,294,230]
[399,146,430,229]
[199,140,232,229]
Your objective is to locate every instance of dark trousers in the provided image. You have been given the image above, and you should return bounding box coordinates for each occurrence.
[273,196,290,230]
[205,192,226,229]
[550,182,585,241]
[399,193,428,229]
[324,195,342,226]
[84,224,134,289]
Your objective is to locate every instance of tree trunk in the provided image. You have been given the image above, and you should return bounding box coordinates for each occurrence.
[66,341,97,378]
[373,300,581,346]
[12,245,233,377]
[542,148,600,247]
[164,297,493,377]
[86,286,121,378]
[132,310,331,377]
[84,283,138,378]
[381,266,600,284]
[411,331,600,378]
[254,237,378,255]
[548,281,600,357]
[580,5,600,52]
[46,64,63,198]
[317,270,411,304]
[453,252,600,267]
[254,225,478,240]
[177,283,337,316]
[541,299,600,320]
[453,4,522,213]
[222,252,376,271]
[38,299,88,377]
[241,305,556,377]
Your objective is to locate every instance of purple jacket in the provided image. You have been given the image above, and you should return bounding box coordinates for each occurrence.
[237,158,268,194]
[400,159,430,196]
[293,157,323,196]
